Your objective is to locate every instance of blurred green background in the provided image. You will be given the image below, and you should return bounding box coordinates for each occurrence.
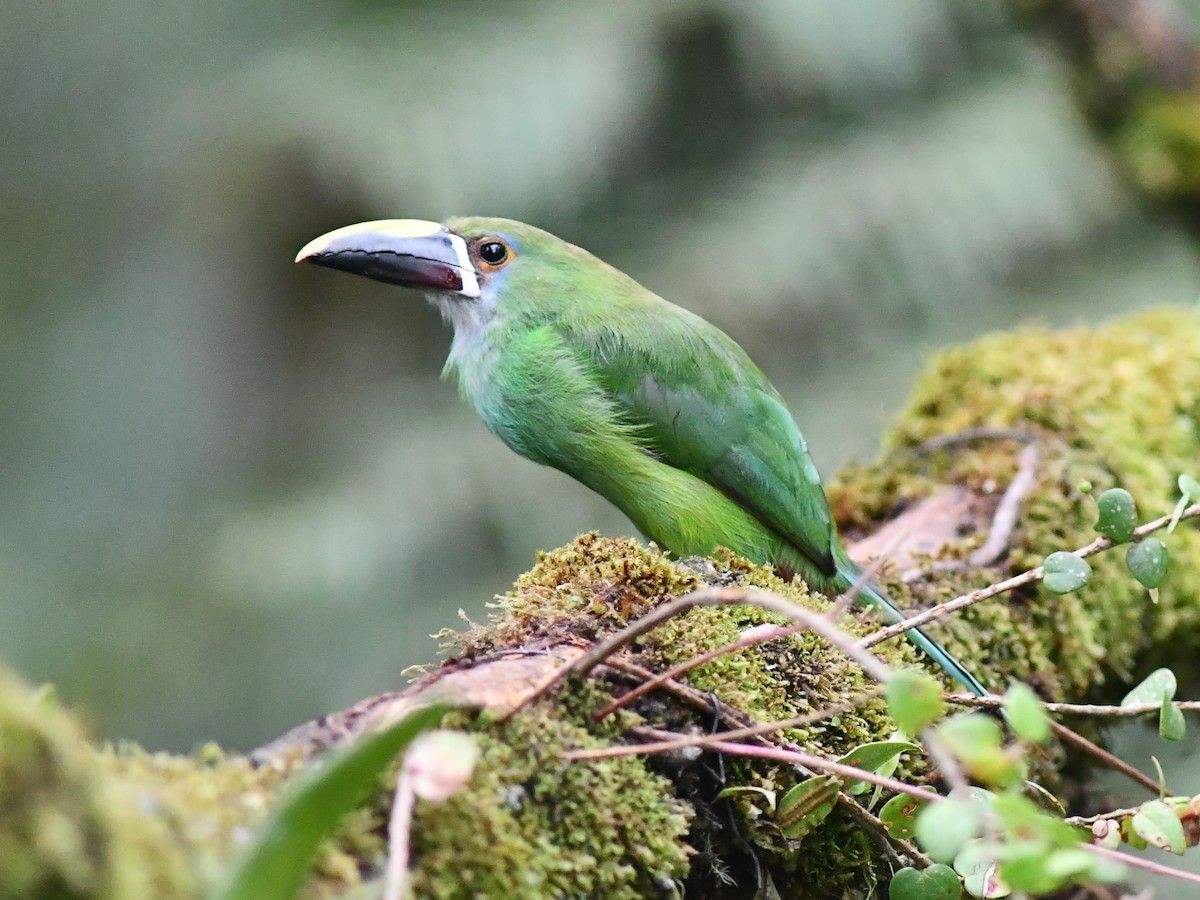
[4,0,1200,769]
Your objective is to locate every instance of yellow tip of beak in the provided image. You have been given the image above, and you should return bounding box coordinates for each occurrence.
[295,219,446,263]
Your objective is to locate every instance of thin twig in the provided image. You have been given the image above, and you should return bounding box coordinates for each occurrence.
[509,586,897,720]
[577,588,893,682]
[604,662,929,865]
[912,427,1039,455]
[1048,720,1162,795]
[969,443,1041,567]
[948,692,1200,718]
[600,657,754,730]
[860,503,1200,650]
[593,623,806,721]
[1083,842,1200,886]
[1064,805,1145,827]
[830,529,908,617]
[945,691,1163,794]
[839,792,932,868]
[608,695,883,755]
[384,772,415,900]
[567,732,937,804]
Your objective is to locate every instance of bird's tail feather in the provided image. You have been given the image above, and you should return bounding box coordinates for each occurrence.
[833,551,989,698]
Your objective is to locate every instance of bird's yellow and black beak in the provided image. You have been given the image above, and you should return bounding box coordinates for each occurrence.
[295,219,481,298]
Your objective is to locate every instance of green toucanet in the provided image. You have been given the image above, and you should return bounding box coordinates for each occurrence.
[296,217,988,697]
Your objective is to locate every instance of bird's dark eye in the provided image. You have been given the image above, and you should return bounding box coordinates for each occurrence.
[478,241,508,265]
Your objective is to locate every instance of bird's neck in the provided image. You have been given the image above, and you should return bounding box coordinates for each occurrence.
[428,292,502,387]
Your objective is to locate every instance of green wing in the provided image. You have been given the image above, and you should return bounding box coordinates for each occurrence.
[573,302,838,577]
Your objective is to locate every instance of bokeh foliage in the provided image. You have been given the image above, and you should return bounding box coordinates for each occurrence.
[4,0,1200,753]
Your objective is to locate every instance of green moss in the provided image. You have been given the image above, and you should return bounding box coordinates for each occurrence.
[1119,91,1200,200]
[97,742,301,894]
[831,308,1200,697]
[0,674,193,900]
[401,699,692,899]
[434,533,943,895]
[5,311,1200,898]
[460,532,702,655]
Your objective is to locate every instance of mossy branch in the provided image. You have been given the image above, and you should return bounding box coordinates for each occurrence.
[3,309,1200,898]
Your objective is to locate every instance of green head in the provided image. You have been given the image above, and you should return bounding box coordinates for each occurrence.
[296,216,640,345]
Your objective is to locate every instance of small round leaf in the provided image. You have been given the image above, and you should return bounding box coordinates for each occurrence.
[1131,799,1187,854]
[1161,693,1186,741]
[887,669,946,735]
[1127,538,1168,588]
[1180,473,1200,503]
[1094,488,1136,543]
[890,864,963,900]
[917,794,981,862]
[892,868,964,900]
[880,791,934,840]
[1002,683,1050,745]
[1121,668,1177,706]
[1042,552,1091,594]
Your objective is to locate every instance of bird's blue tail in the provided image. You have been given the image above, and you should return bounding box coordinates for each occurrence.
[834,550,989,697]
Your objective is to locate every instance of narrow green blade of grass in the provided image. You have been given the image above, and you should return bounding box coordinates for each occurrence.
[212,704,449,900]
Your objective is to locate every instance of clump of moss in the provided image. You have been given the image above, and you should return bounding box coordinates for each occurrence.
[0,674,193,900]
[400,696,692,899]
[460,532,702,654]
[6,312,1197,899]
[434,533,945,895]
[97,742,302,894]
[830,308,1200,697]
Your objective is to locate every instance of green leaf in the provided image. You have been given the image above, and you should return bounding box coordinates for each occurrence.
[835,740,920,794]
[1127,538,1168,588]
[1121,668,1177,707]
[916,794,981,862]
[1131,799,1187,854]
[938,714,1003,757]
[1094,488,1136,543]
[776,774,840,839]
[1121,815,1148,850]
[1002,683,1050,744]
[989,793,1079,848]
[1160,692,1186,741]
[1041,551,1091,594]
[1168,474,1200,532]
[1042,847,1094,878]
[715,785,776,811]
[212,704,447,900]
[880,791,934,840]
[1041,553,1092,594]
[953,842,1009,898]
[887,669,946,735]
[1152,755,1168,795]
[889,863,963,900]
[1022,781,1065,816]
[998,850,1072,895]
[936,714,1021,787]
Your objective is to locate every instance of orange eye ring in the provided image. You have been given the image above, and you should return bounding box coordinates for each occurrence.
[474,237,512,272]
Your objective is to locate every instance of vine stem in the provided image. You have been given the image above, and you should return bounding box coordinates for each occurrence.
[859,503,1200,650]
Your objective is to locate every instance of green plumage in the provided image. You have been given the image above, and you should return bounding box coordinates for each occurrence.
[299,215,988,697]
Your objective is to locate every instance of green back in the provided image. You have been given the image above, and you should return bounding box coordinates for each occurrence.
[446,216,837,575]
[572,301,837,577]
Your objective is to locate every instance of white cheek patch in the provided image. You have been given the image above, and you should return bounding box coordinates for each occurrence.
[447,232,481,298]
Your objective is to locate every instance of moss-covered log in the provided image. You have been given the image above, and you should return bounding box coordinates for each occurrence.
[2,309,1198,898]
